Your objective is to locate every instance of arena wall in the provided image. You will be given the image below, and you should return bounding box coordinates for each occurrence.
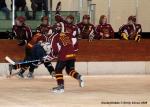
[0,39,150,76]
[0,61,150,77]
[92,0,150,32]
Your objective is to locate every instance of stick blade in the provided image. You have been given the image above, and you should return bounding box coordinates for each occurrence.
[5,56,15,65]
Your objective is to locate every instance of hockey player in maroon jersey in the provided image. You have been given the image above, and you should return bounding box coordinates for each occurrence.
[64,15,79,52]
[77,14,95,41]
[36,16,53,35]
[54,15,78,52]
[53,15,79,52]
[44,23,84,93]
[119,16,142,42]
[96,15,114,39]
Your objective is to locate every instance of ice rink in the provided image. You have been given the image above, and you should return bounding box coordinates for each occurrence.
[0,75,149,107]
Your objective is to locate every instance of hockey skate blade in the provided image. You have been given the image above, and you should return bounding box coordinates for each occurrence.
[52,89,64,94]
[5,56,15,65]
[79,76,85,88]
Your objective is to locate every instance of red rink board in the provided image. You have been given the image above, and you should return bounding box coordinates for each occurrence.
[0,39,150,62]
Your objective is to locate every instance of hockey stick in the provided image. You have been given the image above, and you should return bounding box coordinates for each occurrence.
[5,56,16,65]
[56,1,61,15]
[5,56,42,78]
[5,56,21,78]
[5,56,41,65]
[16,60,41,65]
[5,56,54,78]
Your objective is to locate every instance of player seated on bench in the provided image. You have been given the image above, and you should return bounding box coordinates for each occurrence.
[36,16,53,35]
[96,15,114,39]
[77,15,95,42]
[119,16,142,42]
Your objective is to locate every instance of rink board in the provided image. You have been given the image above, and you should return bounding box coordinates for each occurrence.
[0,61,150,76]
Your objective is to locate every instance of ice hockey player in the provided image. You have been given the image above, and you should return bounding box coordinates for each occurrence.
[9,32,55,79]
[44,23,84,93]
[65,15,79,52]
[25,41,55,78]
[54,15,79,52]
[119,16,142,42]
[54,2,79,52]
[96,15,114,39]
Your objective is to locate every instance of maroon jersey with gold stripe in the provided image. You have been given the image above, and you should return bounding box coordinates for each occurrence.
[51,32,75,61]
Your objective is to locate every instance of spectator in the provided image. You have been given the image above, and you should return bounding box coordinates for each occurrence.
[31,0,48,19]
[0,0,10,19]
[11,0,31,20]
[96,15,114,39]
